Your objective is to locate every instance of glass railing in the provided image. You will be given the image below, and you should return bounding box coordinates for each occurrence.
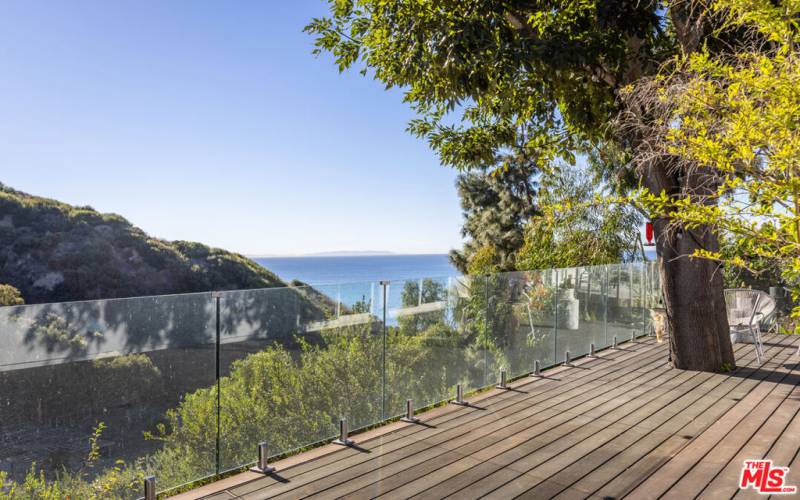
[0,262,661,498]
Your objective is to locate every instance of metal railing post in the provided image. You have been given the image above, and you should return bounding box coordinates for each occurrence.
[144,476,156,500]
[250,442,275,474]
[604,265,609,348]
[380,280,389,420]
[401,399,420,423]
[554,269,559,365]
[334,418,354,446]
[484,275,490,388]
[212,291,222,476]
[496,369,508,389]
[532,360,541,377]
[641,264,647,338]
[451,384,468,406]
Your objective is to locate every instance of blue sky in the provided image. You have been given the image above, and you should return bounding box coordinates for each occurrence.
[0,1,463,256]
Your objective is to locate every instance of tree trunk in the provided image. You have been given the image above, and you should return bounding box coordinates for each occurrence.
[651,208,734,372]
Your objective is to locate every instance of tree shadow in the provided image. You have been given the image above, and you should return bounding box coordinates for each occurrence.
[722,362,800,387]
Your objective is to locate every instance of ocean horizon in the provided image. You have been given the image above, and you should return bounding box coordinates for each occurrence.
[254,253,459,286]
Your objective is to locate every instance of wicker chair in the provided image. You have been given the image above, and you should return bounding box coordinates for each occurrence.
[724,289,771,364]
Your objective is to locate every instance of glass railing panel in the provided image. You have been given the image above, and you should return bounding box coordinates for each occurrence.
[217,282,383,474]
[527,269,559,369]
[607,263,629,344]
[384,275,477,417]
[643,260,664,341]
[555,265,609,360]
[632,263,645,338]
[607,263,642,344]
[487,270,556,380]
[0,292,217,498]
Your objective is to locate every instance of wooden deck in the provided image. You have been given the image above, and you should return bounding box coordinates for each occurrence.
[175,334,800,499]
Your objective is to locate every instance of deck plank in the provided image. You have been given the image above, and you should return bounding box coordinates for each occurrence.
[593,337,800,499]
[172,335,800,500]
[539,339,796,499]
[412,342,765,499]
[540,338,796,498]
[301,345,676,499]
[324,347,696,498]
[227,340,663,498]
[462,353,757,498]
[626,336,800,499]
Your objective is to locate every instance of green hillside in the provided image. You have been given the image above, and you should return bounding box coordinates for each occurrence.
[0,183,294,304]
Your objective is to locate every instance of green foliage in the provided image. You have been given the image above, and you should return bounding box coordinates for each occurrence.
[0,184,290,304]
[0,284,23,306]
[628,0,800,328]
[85,423,106,469]
[91,354,165,409]
[0,430,145,499]
[450,158,539,274]
[515,163,642,270]
[0,270,558,498]
[466,245,502,276]
[305,1,665,172]
[147,321,463,475]
[305,1,664,279]
[399,279,447,335]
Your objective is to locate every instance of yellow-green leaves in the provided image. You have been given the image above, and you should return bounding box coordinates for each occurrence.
[633,1,800,323]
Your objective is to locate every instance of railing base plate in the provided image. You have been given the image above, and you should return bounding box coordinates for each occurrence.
[249,465,276,474]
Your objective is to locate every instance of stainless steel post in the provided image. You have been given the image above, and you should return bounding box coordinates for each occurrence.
[334,418,354,446]
[401,399,420,423]
[451,383,467,406]
[250,441,275,474]
[496,369,508,389]
[144,476,156,500]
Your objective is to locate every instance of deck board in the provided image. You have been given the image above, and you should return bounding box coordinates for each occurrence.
[227,342,663,499]
[172,334,800,500]
[546,337,798,499]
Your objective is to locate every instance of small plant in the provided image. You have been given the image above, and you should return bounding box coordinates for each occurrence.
[86,422,106,469]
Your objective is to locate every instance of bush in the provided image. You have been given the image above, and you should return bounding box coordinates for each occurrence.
[0,285,23,306]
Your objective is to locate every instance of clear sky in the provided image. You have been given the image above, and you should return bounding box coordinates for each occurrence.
[0,1,463,256]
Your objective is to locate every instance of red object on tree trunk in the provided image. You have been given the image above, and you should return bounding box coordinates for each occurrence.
[645,222,654,246]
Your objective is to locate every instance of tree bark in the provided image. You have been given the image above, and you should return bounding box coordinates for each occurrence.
[509,0,734,372]
[652,218,734,370]
[641,163,734,371]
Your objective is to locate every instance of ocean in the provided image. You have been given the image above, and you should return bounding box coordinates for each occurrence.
[254,254,459,313]
[254,254,459,286]
[254,252,657,312]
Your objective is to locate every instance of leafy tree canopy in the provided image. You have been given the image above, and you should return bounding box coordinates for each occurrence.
[450,149,539,273]
[516,162,642,271]
[625,0,800,326]
[305,1,669,172]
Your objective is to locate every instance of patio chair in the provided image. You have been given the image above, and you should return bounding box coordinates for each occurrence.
[724,289,770,364]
